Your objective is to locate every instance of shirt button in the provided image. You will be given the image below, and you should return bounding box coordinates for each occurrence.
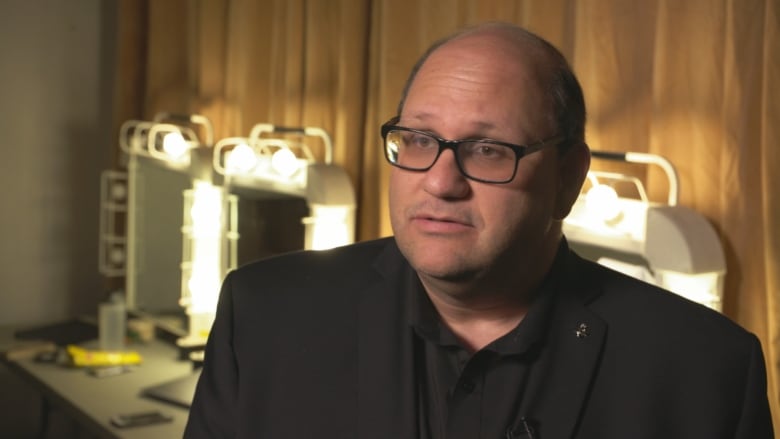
[459,380,475,393]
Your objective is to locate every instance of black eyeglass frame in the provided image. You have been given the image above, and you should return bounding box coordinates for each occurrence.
[380,116,567,184]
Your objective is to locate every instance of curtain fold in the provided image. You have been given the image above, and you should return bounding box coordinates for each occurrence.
[761,0,780,428]
[112,0,780,430]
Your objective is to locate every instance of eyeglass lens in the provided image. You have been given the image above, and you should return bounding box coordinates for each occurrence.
[385,129,517,182]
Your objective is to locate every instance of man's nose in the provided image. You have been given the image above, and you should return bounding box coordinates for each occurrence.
[421,149,470,199]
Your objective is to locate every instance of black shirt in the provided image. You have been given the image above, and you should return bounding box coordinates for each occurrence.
[410,246,565,439]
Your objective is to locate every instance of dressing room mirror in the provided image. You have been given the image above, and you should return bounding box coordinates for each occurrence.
[123,154,309,326]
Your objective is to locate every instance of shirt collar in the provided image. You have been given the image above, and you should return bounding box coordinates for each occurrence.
[409,239,570,356]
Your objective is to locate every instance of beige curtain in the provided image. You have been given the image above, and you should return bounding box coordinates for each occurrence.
[113,0,780,429]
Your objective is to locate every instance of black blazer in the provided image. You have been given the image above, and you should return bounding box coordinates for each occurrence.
[184,238,773,438]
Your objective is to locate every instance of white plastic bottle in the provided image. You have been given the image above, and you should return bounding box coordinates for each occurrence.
[99,292,126,351]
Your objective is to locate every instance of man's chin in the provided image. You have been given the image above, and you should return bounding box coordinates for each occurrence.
[413,260,481,284]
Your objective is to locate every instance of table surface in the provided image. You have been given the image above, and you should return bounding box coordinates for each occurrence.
[1,324,195,438]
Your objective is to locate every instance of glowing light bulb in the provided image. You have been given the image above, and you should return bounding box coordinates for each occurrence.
[163,131,189,161]
[225,143,258,174]
[585,184,621,222]
[186,181,224,317]
[189,183,223,236]
[307,206,352,250]
[271,148,299,178]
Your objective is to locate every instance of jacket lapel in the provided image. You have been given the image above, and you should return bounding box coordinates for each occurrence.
[521,252,607,438]
[526,297,606,438]
[356,240,421,438]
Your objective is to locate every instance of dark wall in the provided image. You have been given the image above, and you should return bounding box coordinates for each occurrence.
[0,1,116,326]
[0,1,117,435]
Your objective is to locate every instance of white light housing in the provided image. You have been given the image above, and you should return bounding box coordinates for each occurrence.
[563,151,726,312]
[656,269,723,311]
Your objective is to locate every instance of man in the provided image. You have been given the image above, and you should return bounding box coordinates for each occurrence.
[185,23,773,438]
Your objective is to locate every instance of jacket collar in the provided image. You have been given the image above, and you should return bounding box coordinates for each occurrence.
[356,239,420,438]
[357,238,607,439]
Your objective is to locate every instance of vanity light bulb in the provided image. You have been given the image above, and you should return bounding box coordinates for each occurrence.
[271,148,299,178]
[225,143,258,174]
[189,184,223,233]
[585,184,621,222]
[163,131,189,161]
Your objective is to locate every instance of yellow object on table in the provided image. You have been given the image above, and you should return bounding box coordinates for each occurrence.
[66,345,142,367]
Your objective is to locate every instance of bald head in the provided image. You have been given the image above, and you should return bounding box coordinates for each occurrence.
[397,23,585,148]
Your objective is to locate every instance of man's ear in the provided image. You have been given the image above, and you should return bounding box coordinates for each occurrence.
[553,142,590,221]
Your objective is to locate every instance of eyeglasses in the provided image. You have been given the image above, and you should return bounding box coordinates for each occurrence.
[381,117,566,184]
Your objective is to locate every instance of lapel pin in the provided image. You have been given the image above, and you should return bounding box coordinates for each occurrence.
[575,322,589,338]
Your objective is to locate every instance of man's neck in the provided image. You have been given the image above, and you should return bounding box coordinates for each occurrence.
[418,235,563,352]
[424,288,532,352]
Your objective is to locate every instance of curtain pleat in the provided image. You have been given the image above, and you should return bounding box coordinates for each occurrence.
[761,0,780,430]
[112,0,780,430]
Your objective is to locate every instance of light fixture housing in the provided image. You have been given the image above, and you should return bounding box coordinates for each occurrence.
[563,151,726,311]
[102,113,229,345]
[213,123,356,251]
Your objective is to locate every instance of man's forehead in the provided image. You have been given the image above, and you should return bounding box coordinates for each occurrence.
[423,31,552,83]
[400,110,500,132]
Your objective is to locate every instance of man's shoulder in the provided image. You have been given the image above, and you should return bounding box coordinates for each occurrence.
[227,237,398,288]
[567,255,771,433]
[217,237,403,328]
[242,236,394,267]
[570,254,755,346]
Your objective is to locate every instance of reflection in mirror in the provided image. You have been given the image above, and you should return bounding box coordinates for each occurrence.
[125,154,309,329]
[126,154,189,317]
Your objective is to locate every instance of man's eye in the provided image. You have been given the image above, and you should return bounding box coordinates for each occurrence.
[478,145,499,156]
[468,143,512,160]
[406,134,435,148]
